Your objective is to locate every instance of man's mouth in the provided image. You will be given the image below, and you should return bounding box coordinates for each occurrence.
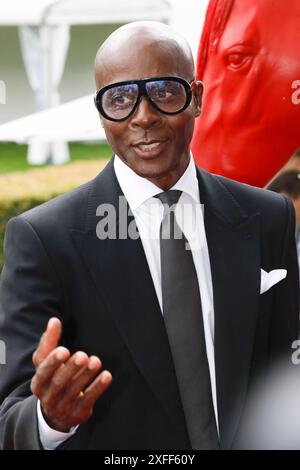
[132,139,168,157]
[136,142,162,152]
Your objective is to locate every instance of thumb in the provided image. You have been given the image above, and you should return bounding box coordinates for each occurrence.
[32,317,62,368]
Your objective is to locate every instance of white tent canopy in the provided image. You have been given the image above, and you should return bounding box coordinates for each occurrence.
[0,0,170,163]
[0,0,170,26]
[0,1,210,164]
[0,94,104,142]
[0,94,106,164]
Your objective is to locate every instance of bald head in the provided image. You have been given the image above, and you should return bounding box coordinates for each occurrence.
[94,21,194,89]
[92,21,204,191]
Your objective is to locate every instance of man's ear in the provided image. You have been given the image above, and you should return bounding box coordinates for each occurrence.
[192,80,203,117]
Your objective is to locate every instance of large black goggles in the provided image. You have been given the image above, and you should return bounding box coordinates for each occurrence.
[94,76,193,122]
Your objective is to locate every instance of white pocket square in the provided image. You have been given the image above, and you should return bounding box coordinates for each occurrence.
[260,269,287,294]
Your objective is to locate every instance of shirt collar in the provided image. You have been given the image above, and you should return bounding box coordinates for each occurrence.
[114,154,200,211]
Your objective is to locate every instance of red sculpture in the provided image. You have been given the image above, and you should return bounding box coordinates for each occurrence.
[191,0,300,187]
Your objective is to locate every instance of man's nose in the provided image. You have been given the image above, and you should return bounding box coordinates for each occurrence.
[130,96,162,129]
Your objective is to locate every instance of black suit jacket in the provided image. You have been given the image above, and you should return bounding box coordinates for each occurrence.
[0,157,298,449]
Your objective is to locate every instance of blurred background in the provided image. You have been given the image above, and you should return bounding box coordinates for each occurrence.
[0,0,209,270]
[1,0,298,273]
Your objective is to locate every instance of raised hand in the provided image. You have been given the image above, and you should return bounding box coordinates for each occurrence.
[31,317,112,432]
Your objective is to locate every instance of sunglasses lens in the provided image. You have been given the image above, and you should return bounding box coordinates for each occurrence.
[102,83,139,120]
[146,80,188,113]
[96,78,191,121]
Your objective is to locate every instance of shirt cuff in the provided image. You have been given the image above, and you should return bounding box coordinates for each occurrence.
[37,400,78,450]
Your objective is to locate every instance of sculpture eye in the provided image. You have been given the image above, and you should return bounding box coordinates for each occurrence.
[224,45,254,71]
[228,53,246,67]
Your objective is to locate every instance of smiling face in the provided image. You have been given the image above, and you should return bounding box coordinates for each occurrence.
[95,23,203,190]
[192,0,300,187]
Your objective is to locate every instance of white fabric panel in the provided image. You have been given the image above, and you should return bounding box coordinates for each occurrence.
[0,94,106,143]
[0,0,58,26]
[19,23,70,162]
[169,0,209,59]
[19,24,70,110]
[0,0,170,26]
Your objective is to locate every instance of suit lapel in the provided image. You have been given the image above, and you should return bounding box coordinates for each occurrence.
[70,158,189,444]
[69,158,261,449]
[197,168,261,449]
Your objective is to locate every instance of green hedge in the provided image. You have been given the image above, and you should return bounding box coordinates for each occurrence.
[0,159,109,272]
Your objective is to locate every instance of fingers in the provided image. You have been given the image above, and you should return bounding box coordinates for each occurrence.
[33,317,62,368]
[30,317,113,430]
[52,356,102,410]
[31,346,70,397]
[72,370,113,421]
[42,367,112,431]
[40,352,93,407]
[80,370,112,407]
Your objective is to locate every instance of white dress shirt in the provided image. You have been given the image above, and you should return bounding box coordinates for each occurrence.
[38,154,219,449]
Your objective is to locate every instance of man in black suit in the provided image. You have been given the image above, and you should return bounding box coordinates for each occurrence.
[0,21,299,450]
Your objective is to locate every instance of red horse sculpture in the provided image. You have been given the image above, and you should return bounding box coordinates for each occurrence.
[192,0,300,187]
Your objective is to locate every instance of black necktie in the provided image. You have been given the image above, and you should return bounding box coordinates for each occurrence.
[156,190,219,450]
